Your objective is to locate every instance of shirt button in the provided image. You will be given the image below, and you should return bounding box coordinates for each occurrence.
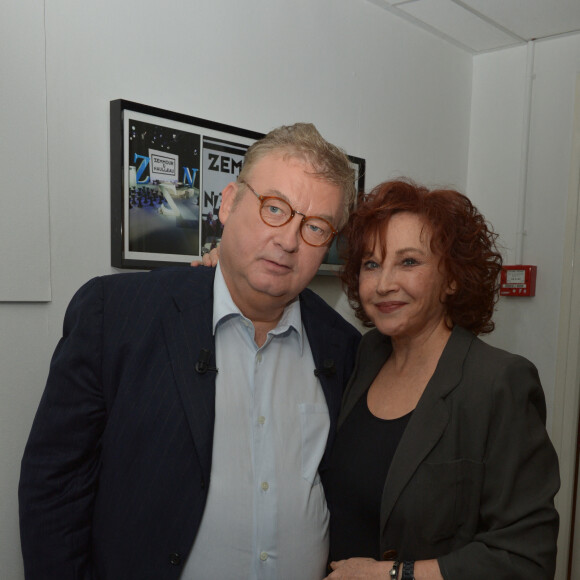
[261,481,269,491]
[256,353,262,363]
[260,551,268,561]
[258,416,266,425]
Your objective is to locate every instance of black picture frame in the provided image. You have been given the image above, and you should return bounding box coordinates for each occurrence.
[110,99,365,272]
[110,99,262,269]
[317,154,365,275]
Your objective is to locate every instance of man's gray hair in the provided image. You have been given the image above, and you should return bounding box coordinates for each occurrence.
[237,123,357,229]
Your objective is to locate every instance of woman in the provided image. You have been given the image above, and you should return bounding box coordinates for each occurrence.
[321,179,559,580]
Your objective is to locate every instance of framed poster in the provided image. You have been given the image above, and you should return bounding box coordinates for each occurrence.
[110,99,263,269]
[110,99,365,273]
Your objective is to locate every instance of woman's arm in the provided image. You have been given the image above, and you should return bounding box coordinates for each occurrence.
[437,355,560,580]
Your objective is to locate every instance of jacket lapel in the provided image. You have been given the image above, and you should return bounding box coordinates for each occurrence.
[380,326,475,530]
[300,291,349,459]
[338,330,392,428]
[163,269,217,486]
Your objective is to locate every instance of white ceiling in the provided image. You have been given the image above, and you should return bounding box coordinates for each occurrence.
[367,0,580,53]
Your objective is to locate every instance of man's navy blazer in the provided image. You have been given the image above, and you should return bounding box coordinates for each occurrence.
[19,267,361,580]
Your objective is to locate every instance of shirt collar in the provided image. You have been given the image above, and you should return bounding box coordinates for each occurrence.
[213,263,304,349]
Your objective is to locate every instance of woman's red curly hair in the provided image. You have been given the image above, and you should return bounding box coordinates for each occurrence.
[340,179,503,335]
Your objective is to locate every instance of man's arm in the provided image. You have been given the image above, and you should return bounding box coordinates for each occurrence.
[19,278,107,580]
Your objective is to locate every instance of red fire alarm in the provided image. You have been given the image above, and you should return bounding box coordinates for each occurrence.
[500,265,537,297]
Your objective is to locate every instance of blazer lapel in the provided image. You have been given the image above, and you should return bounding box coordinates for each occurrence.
[338,330,392,428]
[380,326,475,530]
[163,269,217,486]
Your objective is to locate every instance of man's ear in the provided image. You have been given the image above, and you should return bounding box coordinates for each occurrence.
[446,279,458,296]
[219,182,238,225]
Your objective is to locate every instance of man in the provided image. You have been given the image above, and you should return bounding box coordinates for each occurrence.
[19,123,361,579]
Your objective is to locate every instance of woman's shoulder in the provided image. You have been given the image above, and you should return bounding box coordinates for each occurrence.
[450,327,546,420]
[360,327,390,347]
[358,328,392,359]
[459,327,538,374]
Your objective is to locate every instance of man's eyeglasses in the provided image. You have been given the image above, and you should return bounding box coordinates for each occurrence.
[239,181,337,247]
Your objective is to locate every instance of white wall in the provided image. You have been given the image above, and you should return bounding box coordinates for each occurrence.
[467,34,580,430]
[1,1,51,301]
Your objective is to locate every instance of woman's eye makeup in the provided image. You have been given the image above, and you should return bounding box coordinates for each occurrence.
[402,257,419,266]
[361,258,379,270]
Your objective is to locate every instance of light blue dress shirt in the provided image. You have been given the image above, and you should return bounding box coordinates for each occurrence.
[182,265,331,579]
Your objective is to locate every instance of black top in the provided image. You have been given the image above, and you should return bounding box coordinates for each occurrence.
[322,391,411,562]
